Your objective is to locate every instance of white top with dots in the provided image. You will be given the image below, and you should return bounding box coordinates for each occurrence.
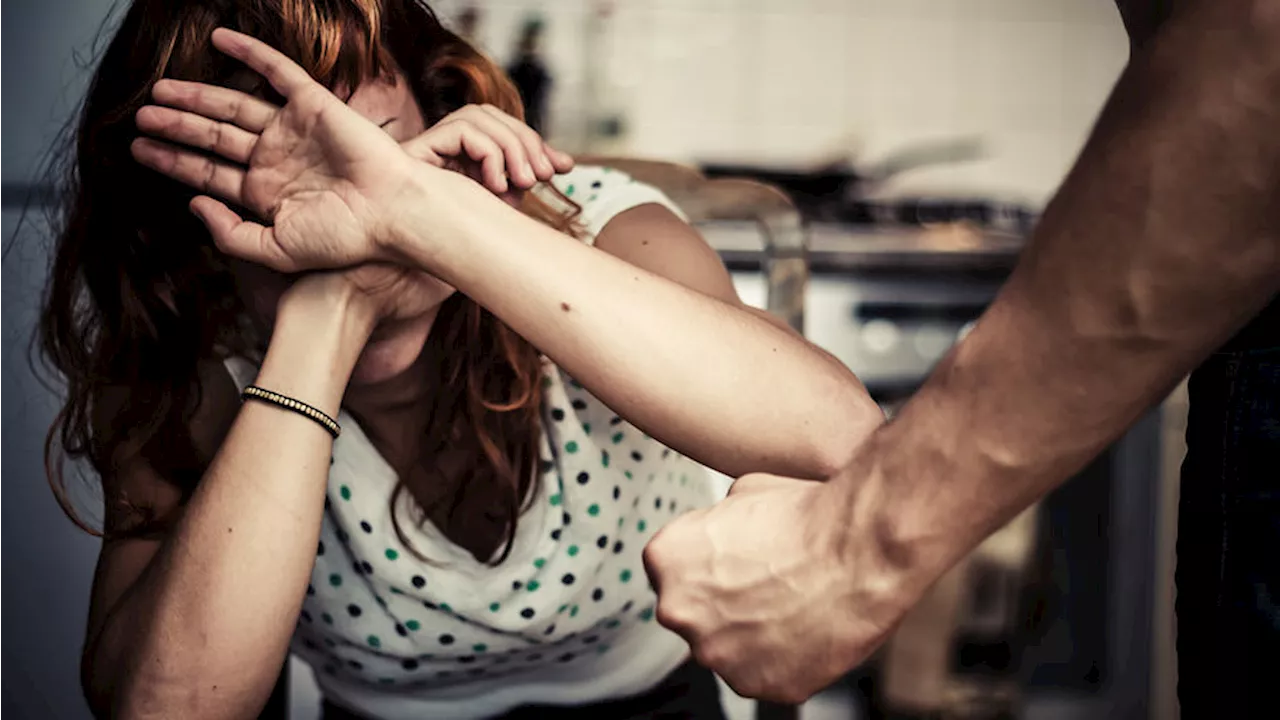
[223,166,717,719]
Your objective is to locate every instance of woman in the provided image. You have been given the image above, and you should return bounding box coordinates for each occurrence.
[41,1,883,717]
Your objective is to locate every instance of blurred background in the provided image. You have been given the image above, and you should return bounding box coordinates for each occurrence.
[2,1,1184,718]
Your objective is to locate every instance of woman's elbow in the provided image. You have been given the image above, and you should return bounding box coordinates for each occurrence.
[806,384,885,478]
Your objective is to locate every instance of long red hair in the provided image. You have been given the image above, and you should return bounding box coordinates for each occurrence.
[40,0,577,563]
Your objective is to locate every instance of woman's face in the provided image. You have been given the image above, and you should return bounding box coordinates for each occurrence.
[232,70,447,386]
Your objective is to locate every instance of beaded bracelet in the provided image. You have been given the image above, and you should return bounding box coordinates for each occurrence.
[241,385,341,439]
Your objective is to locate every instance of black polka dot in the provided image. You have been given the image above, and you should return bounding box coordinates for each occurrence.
[361,561,374,575]
[613,486,621,500]
[527,653,543,662]
[613,540,624,554]
[596,535,608,549]
[576,471,590,485]
[520,608,536,619]
[622,601,634,612]
[324,664,337,675]
[467,667,485,676]
[583,635,599,644]
[348,660,364,670]
[571,398,587,411]
[592,588,604,602]
[395,624,408,637]
[495,656,509,665]
[458,656,476,664]
[423,600,438,610]
[551,408,565,421]
[670,500,678,512]
[360,521,373,534]
[661,448,671,458]
[540,459,554,473]
[544,624,557,635]
[317,541,325,556]
[512,580,523,591]
[558,652,576,663]
[323,638,336,648]
[402,659,419,671]
[561,573,575,585]
[562,512,572,526]
[655,497,662,509]
[307,584,316,596]
[412,575,426,589]
[337,529,349,542]
[439,633,455,645]
[353,561,364,575]
[303,639,318,650]
[591,180,603,189]
[330,456,335,466]
[631,497,640,508]
[437,670,453,679]
[300,610,312,623]
[631,451,643,462]
[325,497,332,509]
[550,529,562,541]
[347,604,362,617]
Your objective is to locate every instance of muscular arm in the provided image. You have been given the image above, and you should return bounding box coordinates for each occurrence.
[851,0,1280,598]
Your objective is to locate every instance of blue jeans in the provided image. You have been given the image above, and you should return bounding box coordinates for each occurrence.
[1176,299,1280,719]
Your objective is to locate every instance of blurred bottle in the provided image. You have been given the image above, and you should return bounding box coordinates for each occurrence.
[507,16,551,134]
[455,4,481,46]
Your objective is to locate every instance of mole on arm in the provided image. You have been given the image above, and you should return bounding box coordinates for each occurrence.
[560,302,571,312]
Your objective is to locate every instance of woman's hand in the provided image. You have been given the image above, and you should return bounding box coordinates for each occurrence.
[401,104,573,204]
[131,28,418,273]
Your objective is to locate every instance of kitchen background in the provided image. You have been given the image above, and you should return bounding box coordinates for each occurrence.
[2,1,1181,719]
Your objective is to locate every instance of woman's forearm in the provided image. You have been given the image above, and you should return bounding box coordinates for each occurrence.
[392,176,880,479]
[92,293,369,720]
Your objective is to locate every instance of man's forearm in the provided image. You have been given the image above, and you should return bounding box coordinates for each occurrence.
[850,0,1280,584]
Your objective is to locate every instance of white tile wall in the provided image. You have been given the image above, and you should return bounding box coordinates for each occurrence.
[433,0,1129,205]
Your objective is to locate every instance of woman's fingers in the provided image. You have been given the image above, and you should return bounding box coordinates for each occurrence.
[476,105,555,182]
[456,110,537,188]
[189,197,298,272]
[408,120,509,194]
[131,137,246,204]
[151,78,276,133]
[136,105,257,165]
[210,28,316,99]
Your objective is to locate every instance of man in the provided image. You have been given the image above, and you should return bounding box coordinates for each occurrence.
[643,1,1280,717]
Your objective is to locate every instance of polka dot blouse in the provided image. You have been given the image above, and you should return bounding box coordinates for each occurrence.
[223,166,718,719]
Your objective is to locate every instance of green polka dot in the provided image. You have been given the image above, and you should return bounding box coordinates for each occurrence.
[329,573,342,587]
[527,580,541,592]
[533,557,546,568]
[570,605,580,617]
[587,503,600,516]
[624,470,633,480]
[542,376,552,389]
[489,602,501,612]
[566,184,576,196]
[597,644,611,654]
[639,608,654,622]
[617,517,624,528]
[389,587,403,595]
[405,619,420,631]
[558,603,570,614]
[322,612,334,625]
[378,677,394,685]
[439,603,452,613]
[583,423,591,434]
[567,545,579,557]
[473,643,488,653]
[637,519,647,532]
[339,485,351,500]
[602,451,610,468]
[385,548,399,561]
[367,635,381,648]
[566,441,579,454]
[681,475,689,486]
[606,619,621,629]
[611,432,624,444]
[549,493,562,506]
[620,569,633,583]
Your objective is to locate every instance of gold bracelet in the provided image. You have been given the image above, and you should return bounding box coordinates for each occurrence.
[241,385,341,439]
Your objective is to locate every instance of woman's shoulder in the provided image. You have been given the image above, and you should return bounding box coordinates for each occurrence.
[547,164,687,240]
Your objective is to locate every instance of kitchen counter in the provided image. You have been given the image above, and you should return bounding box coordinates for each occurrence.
[697,220,1026,275]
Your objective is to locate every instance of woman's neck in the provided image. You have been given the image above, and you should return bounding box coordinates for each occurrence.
[342,345,438,474]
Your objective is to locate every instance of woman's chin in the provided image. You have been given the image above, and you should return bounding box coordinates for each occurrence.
[349,331,430,386]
